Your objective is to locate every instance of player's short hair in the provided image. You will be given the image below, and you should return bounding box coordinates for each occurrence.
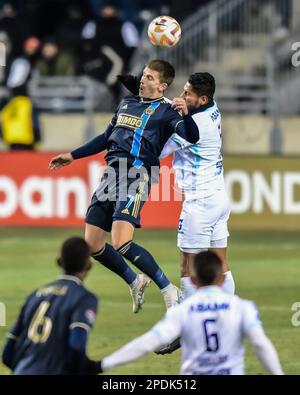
[146,59,175,86]
[58,237,91,274]
[193,251,222,285]
[188,72,215,100]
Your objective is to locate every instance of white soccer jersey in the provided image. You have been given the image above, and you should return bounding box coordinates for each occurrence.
[150,286,261,375]
[161,101,224,199]
[160,101,230,249]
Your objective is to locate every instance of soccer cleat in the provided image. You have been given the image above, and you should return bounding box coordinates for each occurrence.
[155,337,181,355]
[130,274,151,313]
[162,285,182,310]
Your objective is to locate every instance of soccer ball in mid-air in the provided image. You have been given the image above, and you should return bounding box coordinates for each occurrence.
[147,16,181,47]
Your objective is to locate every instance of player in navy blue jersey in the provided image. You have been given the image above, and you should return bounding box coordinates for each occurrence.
[49,59,199,314]
[2,237,102,375]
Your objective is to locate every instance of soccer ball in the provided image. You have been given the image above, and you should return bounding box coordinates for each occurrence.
[147,16,181,47]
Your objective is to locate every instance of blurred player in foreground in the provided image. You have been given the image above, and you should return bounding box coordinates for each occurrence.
[49,60,199,314]
[2,237,102,375]
[98,251,283,375]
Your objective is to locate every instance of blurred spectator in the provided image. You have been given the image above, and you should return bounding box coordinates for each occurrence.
[79,3,138,103]
[35,39,74,76]
[57,3,90,60]
[273,0,292,41]
[0,2,28,54]
[0,31,11,86]
[0,37,41,150]
[6,36,40,96]
[0,94,41,150]
[169,0,208,22]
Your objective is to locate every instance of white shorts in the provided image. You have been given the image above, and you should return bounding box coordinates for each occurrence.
[178,189,230,251]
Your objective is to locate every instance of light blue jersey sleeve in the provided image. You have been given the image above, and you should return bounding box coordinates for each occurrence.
[160,133,192,158]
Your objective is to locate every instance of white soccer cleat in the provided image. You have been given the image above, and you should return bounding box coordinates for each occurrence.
[130,274,151,313]
[162,285,182,310]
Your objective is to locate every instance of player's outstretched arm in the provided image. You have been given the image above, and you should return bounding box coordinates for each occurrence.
[247,326,284,375]
[100,330,166,372]
[49,152,73,170]
[100,308,182,372]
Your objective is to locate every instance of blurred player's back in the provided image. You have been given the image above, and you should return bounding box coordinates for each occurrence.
[10,276,97,375]
[176,287,259,375]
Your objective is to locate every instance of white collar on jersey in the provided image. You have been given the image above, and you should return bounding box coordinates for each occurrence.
[198,285,222,293]
[58,274,83,285]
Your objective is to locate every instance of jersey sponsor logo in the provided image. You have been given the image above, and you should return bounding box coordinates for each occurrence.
[116,113,143,130]
[85,309,96,325]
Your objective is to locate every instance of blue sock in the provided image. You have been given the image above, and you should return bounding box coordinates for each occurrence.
[92,244,137,285]
[118,241,170,289]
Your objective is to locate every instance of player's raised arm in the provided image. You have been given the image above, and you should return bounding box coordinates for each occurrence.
[99,306,182,372]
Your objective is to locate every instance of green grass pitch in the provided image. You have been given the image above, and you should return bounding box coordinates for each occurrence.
[0,228,299,375]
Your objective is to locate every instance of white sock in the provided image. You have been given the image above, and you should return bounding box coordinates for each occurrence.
[160,283,174,294]
[180,277,196,299]
[129,276,138,289]
[221,271,235,295]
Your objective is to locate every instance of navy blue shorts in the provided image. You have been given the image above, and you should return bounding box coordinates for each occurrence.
[85,163,151,232]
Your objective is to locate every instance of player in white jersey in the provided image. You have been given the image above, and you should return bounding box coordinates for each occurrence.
[160,73,234,303]
[97,251,283,375]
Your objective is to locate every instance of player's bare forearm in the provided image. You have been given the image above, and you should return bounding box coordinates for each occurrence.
[48,153,74,170]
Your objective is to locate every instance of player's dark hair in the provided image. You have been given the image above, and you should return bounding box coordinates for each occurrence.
[193,251,222,285]
[147,59,175,86]
[188,72,215,100]
[57,237,91,274]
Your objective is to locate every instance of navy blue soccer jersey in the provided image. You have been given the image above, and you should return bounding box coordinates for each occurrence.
[105,96,185,168]
[6,275,98,375]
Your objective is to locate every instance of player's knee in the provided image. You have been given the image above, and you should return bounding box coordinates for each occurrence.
[85,235,105,253]
[112,239,130,251]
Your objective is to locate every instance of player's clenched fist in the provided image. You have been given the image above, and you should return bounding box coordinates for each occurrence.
[171,97,188,115]
[48,153,74,170]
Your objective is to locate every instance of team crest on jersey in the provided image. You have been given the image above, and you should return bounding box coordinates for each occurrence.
[85,309,96,325]
[116,113,142,129]
[144,107,155,115]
